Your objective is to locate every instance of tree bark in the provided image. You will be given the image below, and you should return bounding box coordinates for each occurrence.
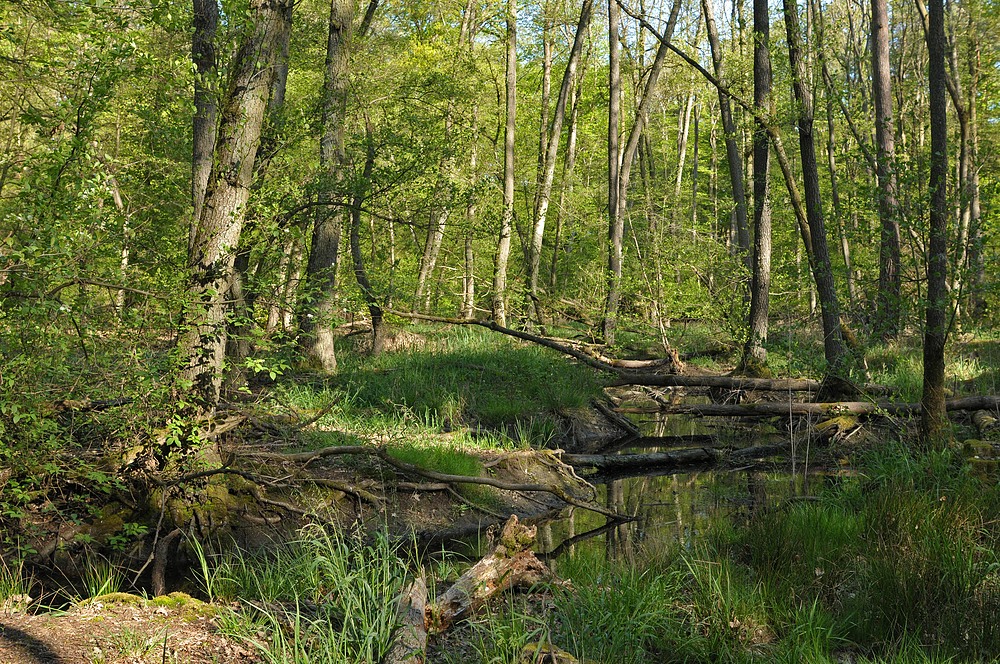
[528,0,593,325]
[782,0,851,390]
[492,0,516,327]
[740,0,772,373]
[621,395,1000,418]
[175,0,292,419]
[428,515,550,633]
[190,0,219,258]
[702,0,749,267]
[350,123,384,354]
[871,0,902,339]
[299,0,354,372]
[601,0,622,345]
[922,0,949,447]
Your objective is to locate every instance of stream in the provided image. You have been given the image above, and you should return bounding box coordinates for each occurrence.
[538,402,847,561]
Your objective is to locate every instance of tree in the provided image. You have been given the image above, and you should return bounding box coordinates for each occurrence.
[702,0,749,267]
[190,0,219,258]
[492,0,517,327]
[871,0,902,340]
[740,0,773,373]
[782,0,852,390]
[528,0,593,327]
[174,0,293,421]
[298,0,356,373]
[922,0,949,446]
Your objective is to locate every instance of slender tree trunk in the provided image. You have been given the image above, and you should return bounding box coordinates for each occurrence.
[462,112,479,320]
[702,0,749,266]
[602,0,682,344]
[175,0,292,419]
[350,123,384,353]
[299,0,354,372]
[922,0,949,446]
[782,0,851,388]
[871,0,901,339]
[691,102,699,238]
[812,0,856,307]
[492,0,516,326]
[601,0,622,344]
[529,0,593,325]
[740,0,772,374]
[190,0,219,257]
[967,29,984,318]
[225,12,292,392]
[550,70,584,290]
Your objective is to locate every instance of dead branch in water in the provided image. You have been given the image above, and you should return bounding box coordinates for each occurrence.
[615,395,1000,418]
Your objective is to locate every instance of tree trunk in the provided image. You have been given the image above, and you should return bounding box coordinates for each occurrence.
[922,0,948,447]
[528,0,593,326]
[601,0,622,345]
[462,111,479,320]
[190,0,219,258]
[602,0,681,345]
[492,0,516,327]
[871,0,902,339]
[350,123,384,354]
[549,68,584,291]
[967,29,984,318]
[299,0,354,372]
[702,0,749,267]
[782,0,851,390]
[175,0,292,419]
[740,0,772,374]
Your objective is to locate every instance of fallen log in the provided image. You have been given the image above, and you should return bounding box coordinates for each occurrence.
[973,410,999,437]
[385,576,428,664]
[561,448,719,474]
[615,395,1000,418]
[611,374,824,391]
[386,309,682,375]
[427,515,550,633]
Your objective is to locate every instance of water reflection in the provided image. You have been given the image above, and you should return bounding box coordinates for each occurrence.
[546,469,836,563]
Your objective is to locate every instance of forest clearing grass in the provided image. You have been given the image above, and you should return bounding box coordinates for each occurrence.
[269,325,602,465]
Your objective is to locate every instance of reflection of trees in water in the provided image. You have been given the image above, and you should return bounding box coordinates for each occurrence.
[546,428,830,563]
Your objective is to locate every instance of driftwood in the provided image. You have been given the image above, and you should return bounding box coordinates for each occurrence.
[611,374,893,396]
[615,395,1000,418]
[385,576,428,664]
[427,515,550,633]
[561,448,719,474]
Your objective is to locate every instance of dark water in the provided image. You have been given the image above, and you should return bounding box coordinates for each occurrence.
[538,407,845,560]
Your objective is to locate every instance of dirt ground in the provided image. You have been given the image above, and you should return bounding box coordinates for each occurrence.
[0,593,256,664]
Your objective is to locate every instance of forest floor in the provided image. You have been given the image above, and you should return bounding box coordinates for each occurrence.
[0,593,256,664]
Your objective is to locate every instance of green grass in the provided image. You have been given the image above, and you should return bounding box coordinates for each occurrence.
[201,524,408,664]
[279,325,602,439]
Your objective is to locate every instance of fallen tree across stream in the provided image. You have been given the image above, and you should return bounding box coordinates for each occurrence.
[614,395,1000,418]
